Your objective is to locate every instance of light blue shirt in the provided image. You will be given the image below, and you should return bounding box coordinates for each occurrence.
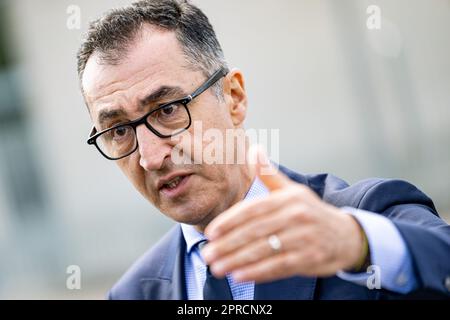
[181,177,417,299]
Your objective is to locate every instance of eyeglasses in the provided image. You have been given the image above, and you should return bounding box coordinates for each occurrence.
[87,67,228,160]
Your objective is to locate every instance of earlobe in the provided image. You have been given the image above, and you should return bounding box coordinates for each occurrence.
[225,69,248,127]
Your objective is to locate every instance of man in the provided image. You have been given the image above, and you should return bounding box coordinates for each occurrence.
[77,0,450,299]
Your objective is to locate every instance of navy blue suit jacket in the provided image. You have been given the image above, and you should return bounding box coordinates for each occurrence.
[108,166,450,299]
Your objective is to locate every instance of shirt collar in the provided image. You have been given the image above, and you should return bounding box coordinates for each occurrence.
[180,177,269,254]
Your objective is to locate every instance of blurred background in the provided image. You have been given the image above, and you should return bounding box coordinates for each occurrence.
[0,0,448,299]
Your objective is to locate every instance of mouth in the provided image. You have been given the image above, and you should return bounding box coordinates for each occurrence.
[158,173,192,198]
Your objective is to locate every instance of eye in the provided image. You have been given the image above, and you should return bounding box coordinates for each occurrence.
[147,102,187,132]
[154,103,185,123]
[161,104,178,116]
[111,126,132,140]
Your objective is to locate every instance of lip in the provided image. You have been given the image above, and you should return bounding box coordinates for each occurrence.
[159,173,192,198]
[157,171,193,190]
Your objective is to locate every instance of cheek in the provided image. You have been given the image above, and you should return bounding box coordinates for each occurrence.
[190,98,233,129]
[117,155,150,194]
[186,110,233,158]
[171,122,227,164]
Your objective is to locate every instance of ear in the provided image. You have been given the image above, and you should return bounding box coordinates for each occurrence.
[223,68,248,127]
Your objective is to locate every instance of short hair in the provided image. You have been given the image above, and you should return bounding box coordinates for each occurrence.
[77,0,228,98]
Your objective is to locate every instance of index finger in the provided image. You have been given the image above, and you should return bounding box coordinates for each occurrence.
[204,186,297,240]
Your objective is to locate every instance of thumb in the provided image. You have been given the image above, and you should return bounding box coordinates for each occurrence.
[248,145,292,192]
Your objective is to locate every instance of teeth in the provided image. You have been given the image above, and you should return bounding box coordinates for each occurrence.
[166,176,182,189]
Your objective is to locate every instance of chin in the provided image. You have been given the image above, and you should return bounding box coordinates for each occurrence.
[163,200,216,227]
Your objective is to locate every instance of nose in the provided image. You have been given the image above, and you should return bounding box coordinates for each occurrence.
[135,124,172,171]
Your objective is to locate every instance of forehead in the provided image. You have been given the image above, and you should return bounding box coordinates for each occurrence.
[82,25,197,117]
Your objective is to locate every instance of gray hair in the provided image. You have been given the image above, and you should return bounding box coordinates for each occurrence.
[77,0,228,98]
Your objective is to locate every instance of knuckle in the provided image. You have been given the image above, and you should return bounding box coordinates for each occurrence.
[283,186,300,202]
[305,251,319,265]
[300,231,313,243]
[283,253,300,271]
[248,201,269,217]
[295,184,316,200]
[253,223,268,238]
[309,249,326,265]
[244,249,260,264]
[290,207,305,223]
[289,205,310,223]
[315,251,326,264]
[214,224,224,234]
[295,184,309,195]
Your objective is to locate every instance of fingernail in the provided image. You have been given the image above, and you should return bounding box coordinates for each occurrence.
[211,262,225,275]
[201,248,214,263]
[232,270,246,282]
[207,232,216,241]
[207,228,220,241]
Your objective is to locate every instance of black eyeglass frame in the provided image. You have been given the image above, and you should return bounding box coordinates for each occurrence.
[87,67,228,160]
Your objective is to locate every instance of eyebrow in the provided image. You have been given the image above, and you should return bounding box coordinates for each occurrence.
[138,85,186,111]
[96,85,187,129]
[97,108,127,128]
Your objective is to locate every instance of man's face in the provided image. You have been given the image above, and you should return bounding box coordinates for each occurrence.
[82,26,250,230]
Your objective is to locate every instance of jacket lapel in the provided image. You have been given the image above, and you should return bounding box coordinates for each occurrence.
[140,225,187,300]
